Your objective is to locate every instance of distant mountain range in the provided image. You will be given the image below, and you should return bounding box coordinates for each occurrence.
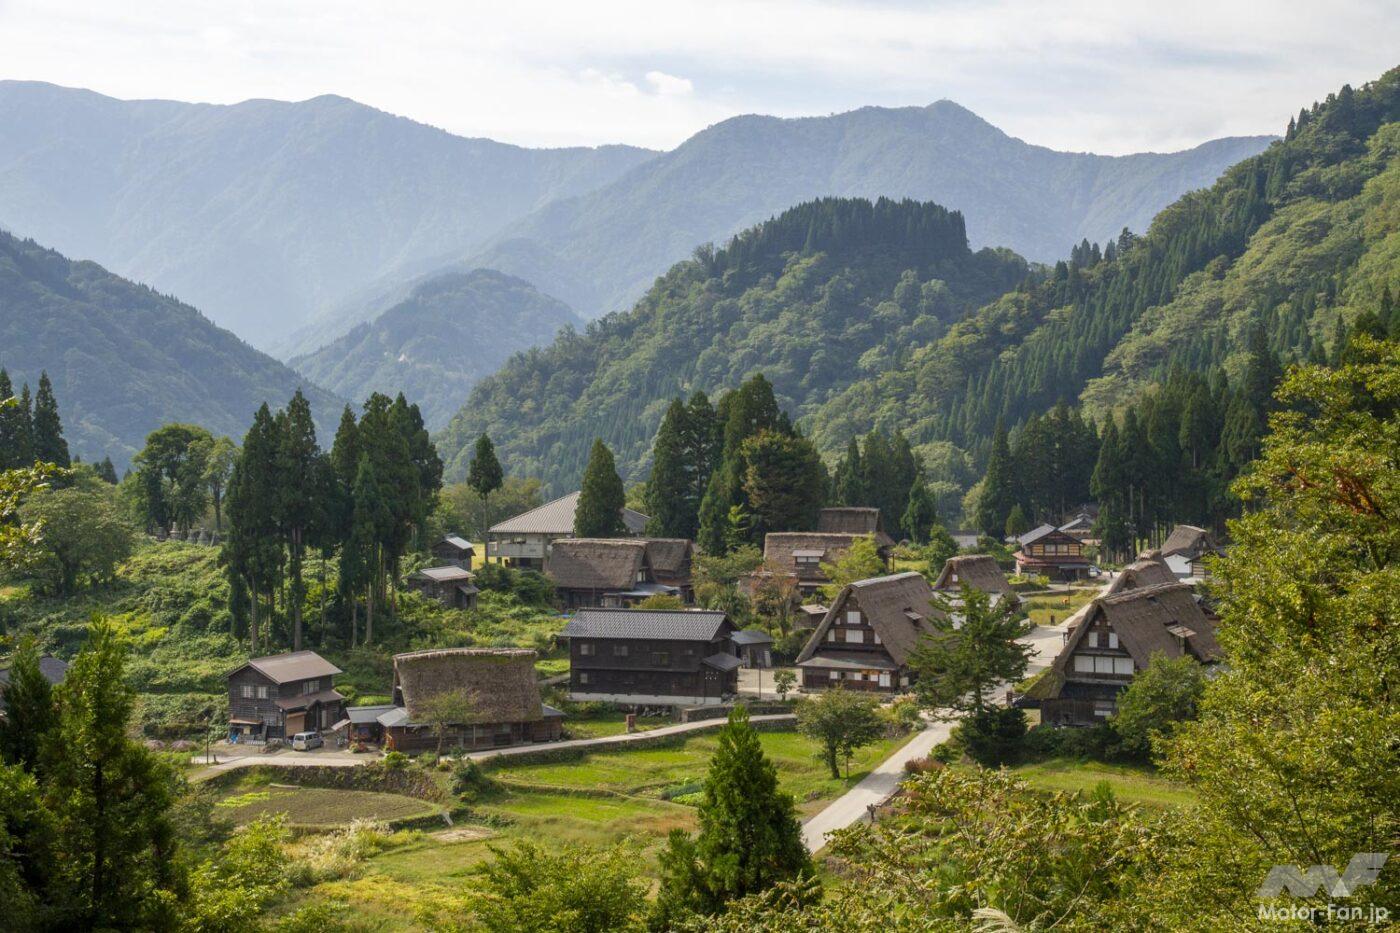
[0,80,655,349]
[288,269,580,430]
[0,231,342,468]
[319,101,1274,343]
[0,81,1273,361]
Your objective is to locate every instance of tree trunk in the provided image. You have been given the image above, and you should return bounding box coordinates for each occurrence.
[290,528,304,652]
[249,583,260,656]
[365,580,375,646]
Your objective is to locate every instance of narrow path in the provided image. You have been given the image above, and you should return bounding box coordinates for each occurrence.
[800,624,1064,853]
[191,712,797,780]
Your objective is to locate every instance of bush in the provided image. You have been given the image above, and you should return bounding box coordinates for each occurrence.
[957,707,1027,767]
[1021,722,1119,761]
[929,739,961,765]
[886,695,923,732]
[451,759,496,801]
[772,629,810,664]
[383,750,409,770]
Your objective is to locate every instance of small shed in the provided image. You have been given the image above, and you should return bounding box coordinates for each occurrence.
[730,629,774,668]
[408,565,479,609]
[431,535,475,569]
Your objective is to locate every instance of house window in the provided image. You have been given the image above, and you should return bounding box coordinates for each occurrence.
[1108,632,1119,649]
[578,672,590,685]
[1073,655,1095,673]
[873,633,882,644]
[303,680,318,694]
[1087,632,1098,648]
[241,685,254,699]
[846,610,861,625]
[579,642,595,656]
[614,645,629,657]
[846,629,864,644]
[1113,658,1134,676]
[826,630,836,642]
[829,670,839,680]
[1093,702,1115,718]
[652,652,670,666]
[256,686,269,700]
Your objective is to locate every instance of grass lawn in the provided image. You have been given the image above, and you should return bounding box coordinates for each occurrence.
[214,785,442,826]
[1021,588,1097,627]
[490,728,915,816]
[1006,757,1195,808]
[561,710,673,739]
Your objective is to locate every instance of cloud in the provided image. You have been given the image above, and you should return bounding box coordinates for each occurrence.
[0,0,1395,152]
[645,70,693,96]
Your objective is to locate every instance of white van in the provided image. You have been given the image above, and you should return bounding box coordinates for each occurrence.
[290,731,323,751]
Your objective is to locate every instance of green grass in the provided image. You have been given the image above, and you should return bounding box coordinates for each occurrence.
[490,728,914,816]
[560,711,673,739]
[1007,757,1196,808]
[1021,588,1097,627]
[214,785,441,826]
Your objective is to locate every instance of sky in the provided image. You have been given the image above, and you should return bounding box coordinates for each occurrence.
[1,0,1396,154]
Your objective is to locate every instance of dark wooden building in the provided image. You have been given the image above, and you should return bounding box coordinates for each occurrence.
[226,651,345,742]
[1013,524,1091,581]
[378,648,564,753]
[731,629,774,668]
[795,572,939,693]
[545,538,684,609]
[642,538,697,602]
[561,608,740,706]
[407,565,479,609]
[430,535,475,568]
[1027,582,1220,726]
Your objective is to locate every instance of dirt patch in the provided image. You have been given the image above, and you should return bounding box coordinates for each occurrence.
[432,826,495,843]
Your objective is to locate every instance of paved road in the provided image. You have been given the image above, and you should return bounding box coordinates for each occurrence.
[191,712,798,779]
[799,623,1064,853]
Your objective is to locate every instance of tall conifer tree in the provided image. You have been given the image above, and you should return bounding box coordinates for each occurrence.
[575,439,626,537]
[30,373,69,468]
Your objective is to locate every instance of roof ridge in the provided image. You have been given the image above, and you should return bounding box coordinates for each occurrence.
[1100,581,1191,605]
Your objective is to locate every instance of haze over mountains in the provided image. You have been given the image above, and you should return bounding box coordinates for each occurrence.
[0,80,655,348]
[0,81,1273,362]
[0,230,342,467]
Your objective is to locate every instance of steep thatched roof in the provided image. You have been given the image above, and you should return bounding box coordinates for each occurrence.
[817,508,897,547]
[764,532,869,568]
[392,648,543,724]
[489,491,648,536]
[546,538,648,590]
[931,555,1012,596]
[1160,525,1222,559]
[796,572,939,667]
[642,538,694,577]
[1103,558,1178,595]
[1041,582,1220,698]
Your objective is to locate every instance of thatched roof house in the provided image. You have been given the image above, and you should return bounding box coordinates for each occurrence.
[818,508,898,548]
[380,648,562,752]
[762,531,891,593]
[642,538,695,589]
[1156,525,1224,579]
[931,555,1013,597]
[544,538,683,608]
[795,572,940,692]
[1028,582,1220,726]
[485,491,649,571]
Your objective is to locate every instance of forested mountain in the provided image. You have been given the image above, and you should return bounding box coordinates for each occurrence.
[0,231,342,467]
[393,102,1272,320]
[289,269,581,430]
[0,81,655,348]
[436,197,1031,489]
[810,67,1400,461]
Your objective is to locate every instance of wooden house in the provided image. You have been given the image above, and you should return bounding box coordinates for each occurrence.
[642,538,697,602]
[430,535,475,568]
[226,651,345,742]
[762,532,891,596]
[931,555,1013,599]
[730,629,774,668]
[1026,582,1221,726]
[407,565,479,609]
[377,648,564,753]
[545,538,684,609]
[1157,525,1224,579]
[561,608,741,706]
[485,491,648,570]
[795,572,940,693]
[817,507,898,548]
[1013,524,1091,581]
[343,704,396,745]
[797,604,829,629]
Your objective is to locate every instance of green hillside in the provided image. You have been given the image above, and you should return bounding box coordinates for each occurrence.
[289,269,581,429]
[436,197,1031,488]
[0,230,343,467]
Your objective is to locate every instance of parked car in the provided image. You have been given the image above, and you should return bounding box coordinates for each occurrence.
[290,731,323,751]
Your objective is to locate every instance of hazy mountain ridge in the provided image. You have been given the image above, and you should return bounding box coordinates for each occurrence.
[0,230,344,467]
[0,80,657,348]
[437,101,1275,319]
[289,268,581,430]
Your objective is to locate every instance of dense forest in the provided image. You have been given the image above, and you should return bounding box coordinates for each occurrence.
[443,68,1400,520]
[438,197,1031,490]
